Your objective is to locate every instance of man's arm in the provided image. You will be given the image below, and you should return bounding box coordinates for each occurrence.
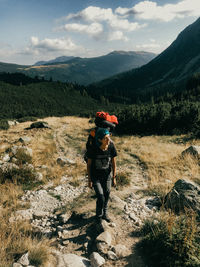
[111,157,117,186]
[87,158,93,188]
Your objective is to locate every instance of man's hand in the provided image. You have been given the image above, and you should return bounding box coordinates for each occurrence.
[88,180,93,189]
[112,176,116,187]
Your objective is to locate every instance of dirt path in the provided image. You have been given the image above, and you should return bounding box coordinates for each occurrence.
[52,119,150,266]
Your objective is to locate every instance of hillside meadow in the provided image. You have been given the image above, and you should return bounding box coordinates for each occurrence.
[0,116,199,266]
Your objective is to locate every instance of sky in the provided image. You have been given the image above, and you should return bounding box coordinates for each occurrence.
[0,0,199,65]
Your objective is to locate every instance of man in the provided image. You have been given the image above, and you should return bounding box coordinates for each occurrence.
[87,128,117,223]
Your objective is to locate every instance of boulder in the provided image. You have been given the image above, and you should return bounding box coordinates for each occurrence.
[59,253,90,267]
[17,252,29,266]
[181,146,200,158]
[18,137,31,144]
[28,121,50,129]
[90,252,105,267]
[164,179,200,215]
[112,244,129,258]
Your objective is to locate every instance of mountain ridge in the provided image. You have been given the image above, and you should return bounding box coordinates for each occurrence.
[89,17,200,101]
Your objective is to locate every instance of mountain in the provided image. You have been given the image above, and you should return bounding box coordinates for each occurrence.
[89,18,200,102]
[34,56,75,66]
[18,51,155,85]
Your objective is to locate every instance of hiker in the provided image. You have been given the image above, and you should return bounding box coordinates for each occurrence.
[87,127,117,223]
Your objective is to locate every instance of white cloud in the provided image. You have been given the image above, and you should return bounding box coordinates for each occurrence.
[136,39,161,52]
[64,5,146,34]
[61,22,103,37]
[108,31,129,41]
[115,0,200,22]
[66,6,114,22]
[29,36,81,52]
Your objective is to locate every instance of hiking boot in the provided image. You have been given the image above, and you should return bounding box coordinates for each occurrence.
[102,214,112,223]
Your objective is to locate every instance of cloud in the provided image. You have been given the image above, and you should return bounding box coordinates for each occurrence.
[62,5,146,37]
[108,31,129,41]
[60,22,103,38]
[136,39,161,52]
[28,36,82,53]
[66,6,114,22]
[115,0,200,22]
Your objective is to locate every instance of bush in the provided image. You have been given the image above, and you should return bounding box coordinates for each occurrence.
[0,166,36,187]
[17,116,38,123]
[15,148,32,165]
[138,213,200,267]
[0,120,9,130]
[116,171,131,187]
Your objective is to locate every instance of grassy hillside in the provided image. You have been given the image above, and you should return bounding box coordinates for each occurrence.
[0,117,199,266]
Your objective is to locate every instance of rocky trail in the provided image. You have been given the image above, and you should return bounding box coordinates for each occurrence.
[2,118,161,267]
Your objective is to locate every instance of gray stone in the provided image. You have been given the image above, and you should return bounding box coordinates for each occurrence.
[110,194,126,210]
[96,242,110,254]
[90,252,105,267]
[8,120,18,126]
[11,146,33,157]
[112,244,129,258]
[182,145,200,158]
[19,137,31,144]
[57,157,75,166]
[107,251,118,260]
[96,231,112,246]
[61,253,90,267]
[2,154,10,162]
[164,179,200,215]
[13,263,22,267]
[17,252,29,266]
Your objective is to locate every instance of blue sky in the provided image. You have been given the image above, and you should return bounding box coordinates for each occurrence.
[0,0,199,65]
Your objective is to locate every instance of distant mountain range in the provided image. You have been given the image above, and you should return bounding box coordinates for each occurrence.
[89,17,200,102]
[0,51,156,85]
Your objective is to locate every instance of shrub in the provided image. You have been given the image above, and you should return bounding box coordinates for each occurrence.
[0,119,9,130]
[17,116,38,123]
[116,171,131,187]
[0,166,36,187]
[138,212,200,267]
[15,148,32,165]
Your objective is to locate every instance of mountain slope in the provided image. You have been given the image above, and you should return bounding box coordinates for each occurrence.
[20,51,155,85]
[89,18,200,101]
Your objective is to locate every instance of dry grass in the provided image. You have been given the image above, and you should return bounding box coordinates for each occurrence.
[113,135,200,197]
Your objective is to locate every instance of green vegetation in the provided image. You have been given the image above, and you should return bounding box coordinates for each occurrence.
[138,213,200,267]
[0,119,9,130]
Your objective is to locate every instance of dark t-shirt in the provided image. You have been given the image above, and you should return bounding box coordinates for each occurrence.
[87,141,117,180]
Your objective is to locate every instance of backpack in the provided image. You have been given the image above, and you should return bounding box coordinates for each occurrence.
[84,111,118,163]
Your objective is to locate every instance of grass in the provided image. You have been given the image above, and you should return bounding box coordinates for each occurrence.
[138,210,200,267]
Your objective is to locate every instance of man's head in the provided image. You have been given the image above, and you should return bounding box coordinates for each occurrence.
[95,128,110,147]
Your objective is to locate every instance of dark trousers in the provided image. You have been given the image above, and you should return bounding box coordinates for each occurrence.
[93,175,112,218]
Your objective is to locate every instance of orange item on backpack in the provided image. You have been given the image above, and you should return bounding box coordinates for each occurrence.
[96,111,118,125]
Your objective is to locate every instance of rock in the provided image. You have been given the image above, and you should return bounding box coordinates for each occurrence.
[35,172,43,181]
[29,121,50,129]
[33,210,50,219]
[11,146,33,157]
[112,244,129,258]
[96,231,112,246]
[59,253,90,267]
[18,137,31,144]
[110,194,126,210]
[60,213,71,224]
[13,263,23,267]
[96,242,110,254]
[57,157,75,166]
[107,251,118,260]
[182,146,200,158]
[8,120,18,126]
[164,179,200,215]
[17,252,29,266]
[2,154,10,162]
[90,252,105,267]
